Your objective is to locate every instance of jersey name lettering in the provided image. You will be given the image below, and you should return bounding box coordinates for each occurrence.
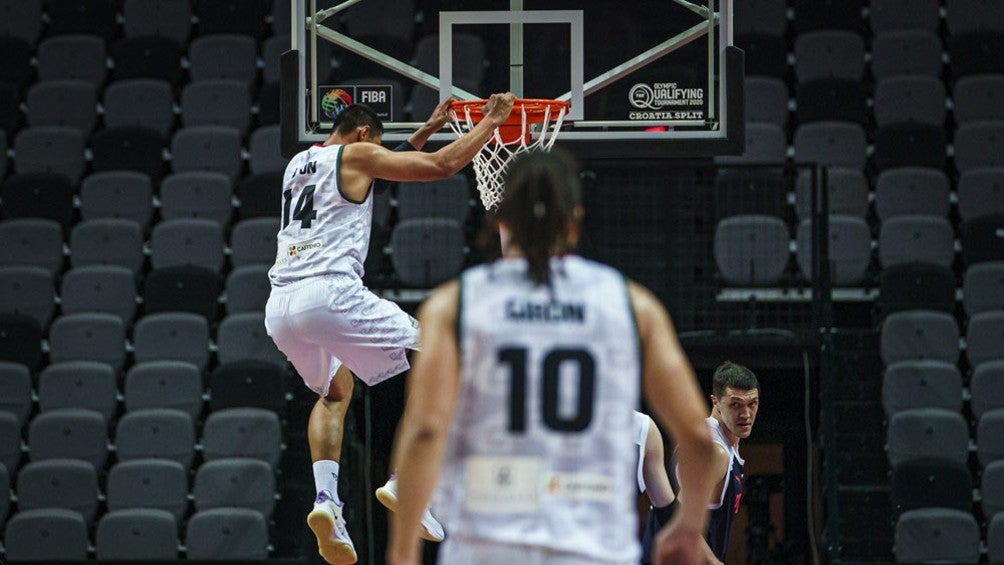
[504,299,586,323]
[293,160,317,177]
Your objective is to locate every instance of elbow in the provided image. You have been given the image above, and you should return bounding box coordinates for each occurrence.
[431,154,459,179]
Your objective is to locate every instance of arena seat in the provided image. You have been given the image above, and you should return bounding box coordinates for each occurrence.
[185,507,269,560]
[61,266,138,323]
[880,310,959,365]
[225,265,272,314]
[44,0,118,40]
[195,0,270,38]
[885,408,969,467]
[794,31,865,82]
[871,31,943,79]
[744,77,789,127]
[713,215,791,286]
[955,121,1004,171]
[874,167,951,220]
[878,215,955,268]
[795,168,869,219]
[869,0,940,32]
[390,218,466,287]
[13,127,86,185]
[398,175,471,222]
[795,215,871,286]
[123,0,192,44]
[982,461,1004,518]
[124,361,203,419]
[90,126,166,179]
[0,412,20,473]
[0,362,31,426]
[0,0,42,46]
[873,76,946,128]
[115,409,196,468]
[17,458,99,524]
[160,172,234,226]
[133,312,211,370]
[796,79,867,125]
[970,361,1004,419]
[236,171,283,219]
[958,168,1004,222]
[107,459,189,521]
[0,313,42,370]
[793,122,867,170]
[70,219,145,274]
[96,509,179,561]
[171,126,244,182]
[182,79,252,134]
[961,214,1004,265]
[37,34,107,87]
[978,409,1004,468]
[48,313,126,372]
[193,458,276,517]
[0,219,65,274]
[231,218,280,267]
[28,408,109,469]
[79,171,155,228]
[188,34,259,85]
[26,80,97,135]
[881,360,963,416]
[0,266,56,327]
[3,508,90,561]
[38,361,118,421]
[890,459,971,515]
[217,312,286,367]
[249,125,290,175]
[111,36,184,84]
[209,360,287,413]
[894,508,980,563]
[202,408,282,467]
[103,79,176,137]
[151,218,226,272]
[953,74,1004,124]
[143,266,223,320]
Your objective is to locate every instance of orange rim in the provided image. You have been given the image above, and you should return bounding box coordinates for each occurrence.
[450,98,570,126]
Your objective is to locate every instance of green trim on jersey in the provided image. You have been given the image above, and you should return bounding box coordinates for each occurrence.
[335,145,370,205]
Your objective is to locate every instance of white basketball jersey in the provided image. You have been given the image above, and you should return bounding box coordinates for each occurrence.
[268,144,373,287]
[437,255,642,563]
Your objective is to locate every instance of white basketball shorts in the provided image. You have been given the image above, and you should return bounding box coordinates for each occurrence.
[264,272,419,396]
[438,536,637,565]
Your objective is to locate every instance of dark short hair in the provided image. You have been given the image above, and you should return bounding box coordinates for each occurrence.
[333,104,384,136]
[712,361,759,397]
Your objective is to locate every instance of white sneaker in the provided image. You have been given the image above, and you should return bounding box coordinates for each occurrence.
[375,474,446,542]
[307,491,358,565]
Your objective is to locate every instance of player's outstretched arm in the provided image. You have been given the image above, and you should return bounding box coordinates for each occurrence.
[344,92,515,183]
[404,97,454,151]
[387,281,461,565]
[642,416,677,508]
[629,281,719,565]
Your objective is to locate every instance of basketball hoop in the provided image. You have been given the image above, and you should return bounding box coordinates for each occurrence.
[449,98,570,210]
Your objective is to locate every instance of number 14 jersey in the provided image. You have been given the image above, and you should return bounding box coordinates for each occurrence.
[437,255,642,563]
[269,144,373,287]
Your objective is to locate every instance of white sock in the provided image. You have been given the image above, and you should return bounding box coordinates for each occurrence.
[313,460,341,504]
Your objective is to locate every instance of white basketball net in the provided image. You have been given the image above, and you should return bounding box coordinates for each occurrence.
[449,102,568,210]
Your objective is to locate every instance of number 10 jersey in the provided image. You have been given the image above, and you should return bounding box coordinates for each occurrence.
[437,255,643,563]
[269,143,373,287]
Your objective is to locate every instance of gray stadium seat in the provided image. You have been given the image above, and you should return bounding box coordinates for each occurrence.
[875,167,951,220]
[946,0,1004,34]
[202,408,282,467]
[878,215,955,268]
[745,77,788,127]
[225,265,271,314]
[795,168,869,219]
[0,130,6,179]
[249,125,288,175]
[714,123,787,165]
[735,0,787,35]
[194,458,276,517]
[231,218,280,267]
[17,459,99,524]
[271,0,290,35]
[964,261,1004,316]
[26,80,98,134]
[37,34,107,87]
[873,76,946,128]
[882,360,963,416]
[954,75,1004,124]
[38,361,117,422]
[103,79,176,137]
[262,35,289,84]
[0,462,7,527]
[0,266,55,327]
[0,0,42,46]
[993,516,1004,565]
[412,33,485,84]
[794,31,865,82]
[871,31,943,79]
[123,0,192,44]
[0,362,31,426]
[880,310,960,365]
[955,121,1004,171]
[391,218,466,287]
[870,0,940,32]
[343,0,414,41]
[125,361,202,419]
[373,187,392,227]
[70,219,145,274]
[0,412,20,472]
[886,408,969,467]
[14,126,85,183]
[107,459,189,521]
[398,175,471,222]
[984,461,1004,519]
[115,409,195,467]
[159,172,233,226]
[79,171,154,227]
[796,216,871,286]
[980,409,1004,468]
[217,313,285,367]
[150,218,225,272]
[894,508,981,564]
[185,508,269,560]
[971,360,1004,419]
[60,266,137,323]
[28,408,108,469]
[171,125,243,182]
[48,313,126,372]
[713,215,790,286]
[133,312,210,370]
[3,508,89,561]
[0,219,64,274]
[181,79,251,133]
[188,34,258,84]
[968,311,1004,369]
[793,122,867,170]
[958,168,1004,222]
[96,509,179,561]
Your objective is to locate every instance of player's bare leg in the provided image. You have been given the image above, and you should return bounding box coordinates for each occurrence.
[307,365,358,565]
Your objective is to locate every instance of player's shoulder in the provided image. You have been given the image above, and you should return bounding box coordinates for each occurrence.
[562,255,627,283]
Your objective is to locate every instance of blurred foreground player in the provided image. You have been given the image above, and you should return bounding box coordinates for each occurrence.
[265,94,516,564]
[388,152,719,565]
[641,361,760,563]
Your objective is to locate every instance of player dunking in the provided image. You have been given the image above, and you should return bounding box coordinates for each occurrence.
[265,93,516,565]
[387,152,719,565]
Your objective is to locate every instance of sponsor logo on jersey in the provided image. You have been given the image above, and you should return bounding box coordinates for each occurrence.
[286,238,323,257]
[504,299,586,323]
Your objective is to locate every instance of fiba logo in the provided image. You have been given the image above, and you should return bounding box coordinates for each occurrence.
[321,88,353,120]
